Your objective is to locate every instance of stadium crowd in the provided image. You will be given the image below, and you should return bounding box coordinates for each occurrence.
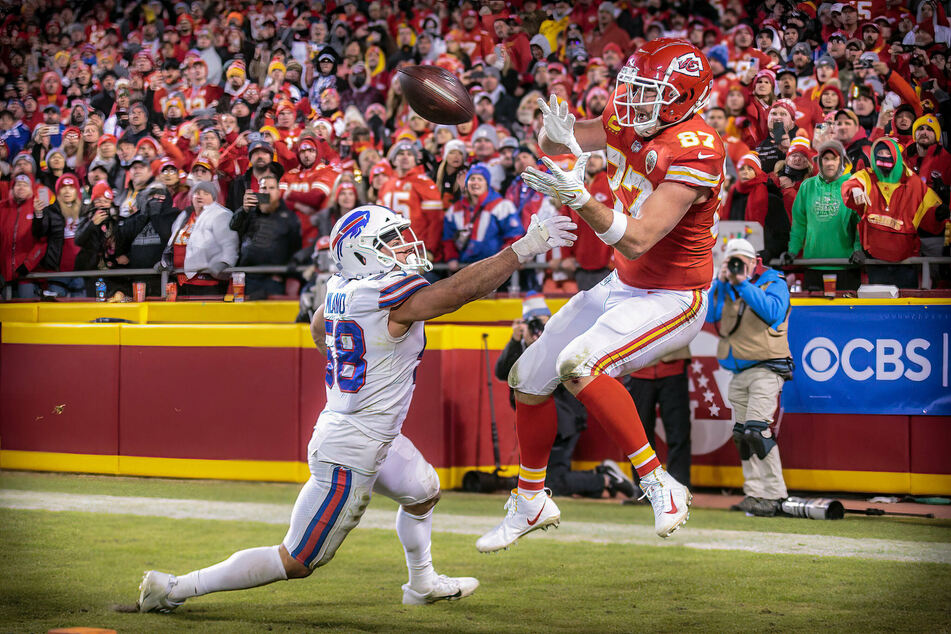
[1,0,950,300]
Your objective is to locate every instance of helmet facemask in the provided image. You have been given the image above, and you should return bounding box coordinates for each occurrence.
[614,65,682,136]
[360,219,433,274]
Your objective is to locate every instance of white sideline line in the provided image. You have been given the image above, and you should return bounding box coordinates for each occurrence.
[2,489,948,564]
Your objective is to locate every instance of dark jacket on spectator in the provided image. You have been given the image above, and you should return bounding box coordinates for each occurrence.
[73,205,124,271]
[121,184,182,270]
[32,201,66,272]
[230,198,302,267]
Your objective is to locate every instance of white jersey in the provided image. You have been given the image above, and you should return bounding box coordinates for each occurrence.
[321,270,429,444]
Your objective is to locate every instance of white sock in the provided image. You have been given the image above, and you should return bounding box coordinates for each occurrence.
[396,506,435,593]
[169,545,288,601]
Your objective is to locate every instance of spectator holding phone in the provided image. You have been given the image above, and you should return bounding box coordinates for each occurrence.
[230,173,301,299]
[723,153,789,262]
[1,173,48,297]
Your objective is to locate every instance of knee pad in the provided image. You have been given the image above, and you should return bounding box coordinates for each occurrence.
[743,421,777,460]
[732,422,751,460]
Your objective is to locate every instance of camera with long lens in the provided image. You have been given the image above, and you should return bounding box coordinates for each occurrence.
[526,316,546,337]
[727,256,746,276]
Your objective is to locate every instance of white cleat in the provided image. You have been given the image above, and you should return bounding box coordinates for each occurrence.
[137,570,183,613]
[402,574,479,605]
[638,467,692,538]
[475,489,561,553]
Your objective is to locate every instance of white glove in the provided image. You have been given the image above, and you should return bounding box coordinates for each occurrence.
[512,214,578,263]
[851,187,871,207]
[521,153,592,210]
[537,94,583,157]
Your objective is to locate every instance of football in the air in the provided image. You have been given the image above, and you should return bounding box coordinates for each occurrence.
[397,65,475,125]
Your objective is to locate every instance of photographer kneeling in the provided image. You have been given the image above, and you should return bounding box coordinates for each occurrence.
[495,293,635,499]
[706,239,793,517]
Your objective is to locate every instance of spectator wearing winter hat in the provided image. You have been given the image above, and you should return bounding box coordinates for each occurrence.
[376,141,444,260]
[904,114,951,265]
[742,69,778,148]
[0,173,47,297]
[161,180,238,296]
[230,172,302,299]
[493,15,533,75]
[157,157,191,210]
[833,108,871,173]
[123,179,181,295]
[842,137,949,288]
[776,137,819,216]
[366,160,393,205]
[436,139,470,207]
[281,136,342,249]
[338,61,384,114]
[471,124,507,191]
[33,173,86,296]
[37,146,70,190]
[782,139,861,292]
[589,3,629,58]
[226,137,283,214]
[73,182,123,294]
[308,47,339,113]
[0,109,31,157]
[707,45,735,109]
[873,103,918,147]
[723,153,790,262]
[904,114,951,192]
[442,163,523,272]
[754,99,800,174]
[789,42,815,88]
[223,59,251,105]
[729,23,771,74]
[815,82,846,117]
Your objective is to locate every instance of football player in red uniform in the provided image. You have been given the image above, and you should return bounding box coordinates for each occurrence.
[478,39,722,552]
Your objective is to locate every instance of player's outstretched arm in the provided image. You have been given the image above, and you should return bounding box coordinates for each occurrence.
[388,216,576,334]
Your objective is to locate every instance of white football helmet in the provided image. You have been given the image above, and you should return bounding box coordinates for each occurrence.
[329,204,432,279]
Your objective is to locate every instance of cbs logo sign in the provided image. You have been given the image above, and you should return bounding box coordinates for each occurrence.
[801,337,933,382]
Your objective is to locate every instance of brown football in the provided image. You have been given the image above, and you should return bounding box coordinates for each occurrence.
[397,65,475,125]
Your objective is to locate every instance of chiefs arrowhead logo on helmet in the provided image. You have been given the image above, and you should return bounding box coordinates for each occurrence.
[673,52,703,77]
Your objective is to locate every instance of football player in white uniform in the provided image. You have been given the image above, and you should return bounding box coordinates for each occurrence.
[137,204,576,611]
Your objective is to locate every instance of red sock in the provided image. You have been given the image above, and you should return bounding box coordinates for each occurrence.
[515,397,558,493]
[575,375,661,478]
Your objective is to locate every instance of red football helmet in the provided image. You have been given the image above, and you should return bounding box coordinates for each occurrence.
[614,38,713,137]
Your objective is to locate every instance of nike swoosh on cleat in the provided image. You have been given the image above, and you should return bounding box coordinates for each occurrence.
[697,152,715,159]
[665,492,679,515]
[526,501,546,526]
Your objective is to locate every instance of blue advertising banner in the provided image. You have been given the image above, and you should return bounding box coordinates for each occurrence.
[782,304,951,416]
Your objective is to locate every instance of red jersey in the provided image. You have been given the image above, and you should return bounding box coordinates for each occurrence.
[183,83,223,112]
[282,163,342,247]
[375,165,444,254]
[600,104,724,290]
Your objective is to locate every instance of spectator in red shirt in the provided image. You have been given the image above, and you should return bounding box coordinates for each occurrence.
[1,173,48,297]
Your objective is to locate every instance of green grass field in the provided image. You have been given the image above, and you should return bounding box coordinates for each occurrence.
[1,471,950,633]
